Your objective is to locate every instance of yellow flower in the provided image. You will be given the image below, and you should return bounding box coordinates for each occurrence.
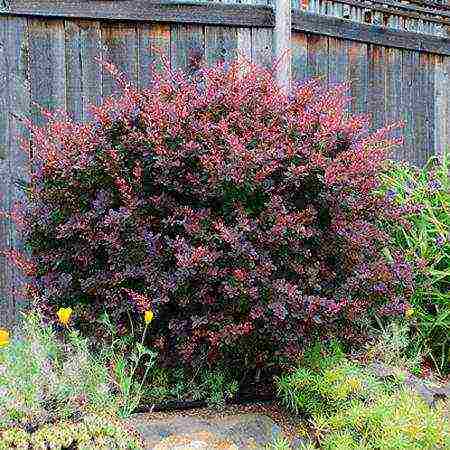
[144,309,154,325]
[405,307,414,319]
[57,307,73,327]
[0,328,10,348]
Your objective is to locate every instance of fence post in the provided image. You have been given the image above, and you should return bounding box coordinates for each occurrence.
[274,0,292,92]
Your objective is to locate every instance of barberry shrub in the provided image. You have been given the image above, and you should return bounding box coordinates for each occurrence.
[7,60,413,374]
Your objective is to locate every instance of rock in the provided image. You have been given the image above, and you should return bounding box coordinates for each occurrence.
[128,414,283,450]
[370,362,450,407]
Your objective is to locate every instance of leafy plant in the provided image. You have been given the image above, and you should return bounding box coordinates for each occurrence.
[6,59,413,378]
[316,389,449,450]
[197,370,239,409]
[99,311,157,418]
[379,152,450,373]
[276,343,449,450]
[276,342,384,416]
[364,321,422,375]
[0,312,118,430]
[266,434,292,450]
[0,414,142,450]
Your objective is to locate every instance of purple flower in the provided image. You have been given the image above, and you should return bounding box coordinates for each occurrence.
[385,189,396,201]
[435,235,446,247]
[428,179,442,192]
[269,302,287,320]
[143,229,160,257]
[373,282,387,294]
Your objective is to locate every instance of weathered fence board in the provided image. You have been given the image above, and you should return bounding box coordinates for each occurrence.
[101,22,139,96]
[0,16,29,327]
[137,23,170,88]
[0,2,450,326]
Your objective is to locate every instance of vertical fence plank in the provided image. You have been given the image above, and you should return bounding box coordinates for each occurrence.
[347,41,368,115]
[251,27,273,69]
[434,54,449,159]
[65,21,104,122]
[291,31,308,83]
[65,20,83,122]
[413,52,427,166]
[385,47,403,160]
[28,19,66,126]
[425,54,435,164]
[367,45,385,131]
[1,17,30,326]
[205,25,238,66]
[101,22,138,97]
[77,21,103,119]
[401,50,416,163]
[171,24,205,74]
[328,36,349,108]
[0,15,9,326]
[137,23,170,89]
[307,34,328,82]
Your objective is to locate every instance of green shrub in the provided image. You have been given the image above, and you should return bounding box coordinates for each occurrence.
[379,152,449,373]
[276,343,449,450]
[276,342,385,416]
[8,59,414,379]
[0,414,142,449]
[0,313,144,448]
[0,313,118,429]
[316,389,449,450]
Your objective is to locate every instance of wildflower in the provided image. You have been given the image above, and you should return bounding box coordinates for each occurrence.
[144,309,154,325]
[57,307,73,327]
[385,189,396,201]
[435,235,445,247]
[0,328,10,348]
[428,179,441,192]
[405,308,414,319]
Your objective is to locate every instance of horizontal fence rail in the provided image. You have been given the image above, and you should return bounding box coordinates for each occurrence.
[0,0,449,326]
[2,1,450,54]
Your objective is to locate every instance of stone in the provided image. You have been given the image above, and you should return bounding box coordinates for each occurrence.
[129,414,283,450]
[370,362,450,407]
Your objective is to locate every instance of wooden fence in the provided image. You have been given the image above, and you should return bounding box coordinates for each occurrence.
[0,0,449,326]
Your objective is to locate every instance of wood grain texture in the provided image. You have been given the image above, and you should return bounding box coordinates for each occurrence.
[328,36,348,86]
[412,52,427,165]
[291,31,308,82]
[236,27,252,62]
[251,27,273,68]
[434,54,449,159]
[292,10,450,56]
[2,1,450,54]
[274,0,291,91]
[138,23,170,89]
[0,15,9,326]
[101,22,138,97]
[347,40,368,115]
[307,34,328,82]
[65,20,103,120]
[367,44,385,131]
[171,24,205,75]
[401,49,416,162]
[385,46,403,160]
[0,16,30,326]
[64,20,83,121]
[78,20,103,118]
[424,53,435,164]
[28,18,66,125]
[205,25,238,66]
[3,1,275,27]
